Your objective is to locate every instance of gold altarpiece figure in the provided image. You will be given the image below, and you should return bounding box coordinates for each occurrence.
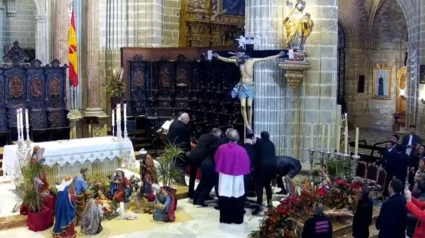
[179,0,244,47]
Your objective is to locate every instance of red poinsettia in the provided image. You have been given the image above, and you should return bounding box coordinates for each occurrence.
[335,179,347,186]
[350,182,361,189]
[317,186,327,197]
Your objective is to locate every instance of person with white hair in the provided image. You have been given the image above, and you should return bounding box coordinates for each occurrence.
[52,176,77,238]
[167,112,191,184]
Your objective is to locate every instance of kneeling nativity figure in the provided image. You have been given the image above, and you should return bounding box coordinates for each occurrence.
[52,176,76,238]
[152,184,176,222]
[80,198,103,235]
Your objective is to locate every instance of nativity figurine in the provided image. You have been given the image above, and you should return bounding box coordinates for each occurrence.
[80,198,103,235]
[52,176,76,238]
[74,167,93,225]
[109,169,132,203]
[283,0,313,51]
[214,51,285,134]
[152,184,176,222]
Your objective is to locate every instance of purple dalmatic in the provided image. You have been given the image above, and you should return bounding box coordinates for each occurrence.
[215,142,251,176]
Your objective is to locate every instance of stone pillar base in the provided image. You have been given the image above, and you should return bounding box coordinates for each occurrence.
[83,108,109,137]
[67,109,83,139]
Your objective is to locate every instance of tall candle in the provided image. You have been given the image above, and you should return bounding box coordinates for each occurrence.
[327,124,331,151]
[19,109,23,130]
[344,126,348,154]
[310,123,314,148]
[16,109,20,129]
[345,113,348,127]
[116,104,121,122]
[355,127,359,155]
[25,108,29,129]
[336,126,341,153]
[123,103,127,121]
[321,124,325,149]
[112,109,115,126]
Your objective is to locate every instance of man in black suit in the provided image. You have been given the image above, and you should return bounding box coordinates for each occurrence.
[167,112,191,184]
[275,156,302,195]
[378,135,402,197]
[242,138,256,198]
[376,178,407,238]
[402,125,422,156]
[193,129,231,207]
[188,128,222,199]
[252,131,276,215]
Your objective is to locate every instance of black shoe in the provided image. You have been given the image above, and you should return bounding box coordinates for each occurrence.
[252,207,262,216]
[204,196,214,201]
[214,205,220,210]
[198,202,208,207]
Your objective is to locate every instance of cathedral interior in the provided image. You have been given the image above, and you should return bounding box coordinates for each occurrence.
[0,0,423,237]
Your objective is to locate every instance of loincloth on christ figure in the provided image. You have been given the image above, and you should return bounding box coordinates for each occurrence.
[231,82,255,99]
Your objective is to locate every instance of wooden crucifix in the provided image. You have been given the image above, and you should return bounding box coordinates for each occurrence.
[213,48,291,135]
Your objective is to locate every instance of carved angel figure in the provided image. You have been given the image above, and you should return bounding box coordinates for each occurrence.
[283,0,313,51]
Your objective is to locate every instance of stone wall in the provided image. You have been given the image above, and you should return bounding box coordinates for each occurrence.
[6,0,36,49]
[340,0,409,131]
[162,0,181,47]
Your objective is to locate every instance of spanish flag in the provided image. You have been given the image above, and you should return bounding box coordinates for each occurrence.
[68,9,78,87]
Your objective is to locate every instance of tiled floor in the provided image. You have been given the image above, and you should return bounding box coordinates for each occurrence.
[0,199,263,238]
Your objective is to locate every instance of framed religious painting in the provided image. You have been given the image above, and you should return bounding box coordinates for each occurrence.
[372,64,392,100]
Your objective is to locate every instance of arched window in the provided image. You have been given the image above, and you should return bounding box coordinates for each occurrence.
[337,22,346,102]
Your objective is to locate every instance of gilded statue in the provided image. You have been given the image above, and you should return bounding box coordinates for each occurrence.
[214,51,285,133]
[283,0,313,51]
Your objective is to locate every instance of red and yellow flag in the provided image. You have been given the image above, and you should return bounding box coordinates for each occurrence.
[68,9,78,87]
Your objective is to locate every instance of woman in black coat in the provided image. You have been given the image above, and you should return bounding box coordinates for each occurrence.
[352,186,374,238]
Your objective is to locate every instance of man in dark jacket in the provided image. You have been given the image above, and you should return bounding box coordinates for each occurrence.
[252,131,276,215]
[193,129,231,207]
[376,178,407,238]
[407,180,425,237]
[167,113,191,184]
[275,156,302,195]
[302,202,332,238]
[402,125,421,155]
[377,135,403,197]
[188,128,222,199]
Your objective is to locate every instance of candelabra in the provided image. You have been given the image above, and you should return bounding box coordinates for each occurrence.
[116,120,122,141]
[318,149,326,168]
[343,153,351,180]
[308,148,315,170]
[112,123,115,137]
[123,119,128,139]
[324,151,332,172]
[334,152,342,176]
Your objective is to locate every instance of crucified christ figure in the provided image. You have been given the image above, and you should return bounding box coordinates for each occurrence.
[214,51,285,134]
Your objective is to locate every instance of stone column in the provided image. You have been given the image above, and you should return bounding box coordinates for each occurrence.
[53,1,68,64]
[35,15,49,64]
[246,0,339,161]
[84,0,108,137]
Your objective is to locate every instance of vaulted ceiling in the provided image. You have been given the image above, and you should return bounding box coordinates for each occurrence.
[338,0,408,48]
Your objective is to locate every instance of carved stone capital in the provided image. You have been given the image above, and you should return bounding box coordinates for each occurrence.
[278,60,311,89]
[67,109,83,120]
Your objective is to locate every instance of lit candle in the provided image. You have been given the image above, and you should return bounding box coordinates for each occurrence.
[310,123,314,148]
[16,109,20,130]
[19,109,23,130]
[25,108,29,129]
[327,124,331,151]
[321,124,325,149]
[344,126,348,154]
[116,104,121,122]
[123,103,127,121]
[355,127,359,155]
[112,109,115,126]
[336,126,341,153]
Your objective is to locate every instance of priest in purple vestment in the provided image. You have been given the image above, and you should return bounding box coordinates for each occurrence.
[214,129,251,224]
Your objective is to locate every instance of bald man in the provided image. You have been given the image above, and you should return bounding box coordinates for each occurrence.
[167,112,191,184]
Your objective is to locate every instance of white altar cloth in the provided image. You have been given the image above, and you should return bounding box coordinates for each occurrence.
[2,136,136,185]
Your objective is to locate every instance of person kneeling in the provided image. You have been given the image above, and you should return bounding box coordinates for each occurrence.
[152,184,176,222]
[80,199,103,235]
[275,156,302,195]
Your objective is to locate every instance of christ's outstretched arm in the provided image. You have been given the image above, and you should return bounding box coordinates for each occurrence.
[214,53,237,63]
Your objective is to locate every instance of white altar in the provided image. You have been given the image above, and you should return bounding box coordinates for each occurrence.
[2,136,136,186]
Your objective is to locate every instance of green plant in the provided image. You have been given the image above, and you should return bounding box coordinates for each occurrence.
[106,67,126,96]
[21,162,46,213]
[156,142,184,187]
